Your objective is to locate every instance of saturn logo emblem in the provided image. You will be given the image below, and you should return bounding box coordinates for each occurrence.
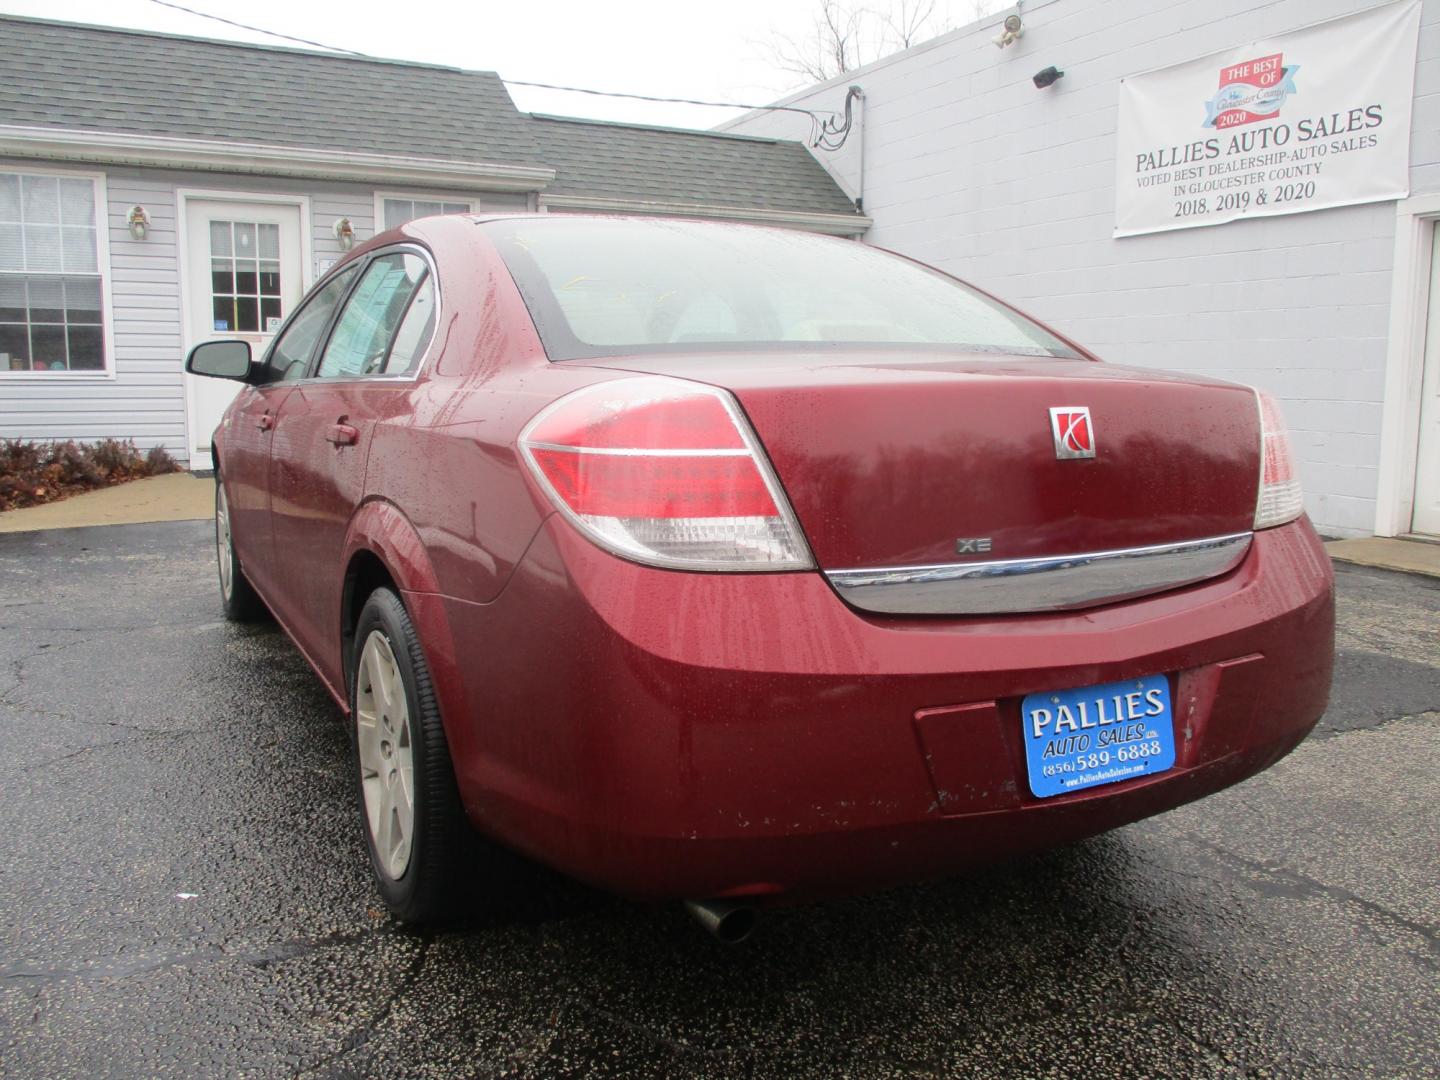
[1049,406,1095,459]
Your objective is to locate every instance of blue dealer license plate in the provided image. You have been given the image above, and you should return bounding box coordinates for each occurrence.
[1021,675,1176,799]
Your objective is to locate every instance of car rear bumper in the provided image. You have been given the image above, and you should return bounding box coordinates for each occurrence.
[424,516,1334,901]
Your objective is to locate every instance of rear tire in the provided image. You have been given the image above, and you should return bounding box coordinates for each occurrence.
[215,476,267,623]
[350,586,466,924]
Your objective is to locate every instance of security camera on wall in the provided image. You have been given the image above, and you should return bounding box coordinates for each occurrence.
[1033,66,1064,89]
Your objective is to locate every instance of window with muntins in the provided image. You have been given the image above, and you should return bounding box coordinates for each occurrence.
[381,198,471,230]
[210,220,282,334]
[0,171,105,374]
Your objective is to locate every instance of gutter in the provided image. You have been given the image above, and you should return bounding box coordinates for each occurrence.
[0,125,556,192]
[536,193,872,236]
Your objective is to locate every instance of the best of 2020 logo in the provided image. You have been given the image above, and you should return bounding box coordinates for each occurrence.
[1203,53,1300,129]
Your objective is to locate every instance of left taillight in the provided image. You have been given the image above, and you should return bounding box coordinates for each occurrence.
[1253,389,1304,529]
[518,375,814,571]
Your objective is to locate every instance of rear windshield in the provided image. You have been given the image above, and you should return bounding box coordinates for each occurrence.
[484,217,1078,361]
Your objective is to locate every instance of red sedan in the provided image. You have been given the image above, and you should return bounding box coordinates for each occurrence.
[187,215,1334,940]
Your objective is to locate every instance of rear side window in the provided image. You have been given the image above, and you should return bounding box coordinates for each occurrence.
[383,275,436,375]
[317,253,430,379]
[485,218,1077,361]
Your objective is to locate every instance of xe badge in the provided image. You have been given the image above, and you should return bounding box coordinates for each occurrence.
[1049,406,1095,460]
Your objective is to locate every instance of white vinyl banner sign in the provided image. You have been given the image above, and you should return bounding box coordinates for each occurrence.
[1115,0,1422,237]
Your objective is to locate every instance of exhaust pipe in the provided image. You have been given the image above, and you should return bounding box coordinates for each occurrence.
[683,899,758,944]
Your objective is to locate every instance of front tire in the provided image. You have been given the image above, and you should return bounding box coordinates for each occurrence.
[215,477,267,622]
[350,587,466,924]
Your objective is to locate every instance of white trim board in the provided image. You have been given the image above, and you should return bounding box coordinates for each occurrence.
[1375,192,1440,536]
[0,125,556,193]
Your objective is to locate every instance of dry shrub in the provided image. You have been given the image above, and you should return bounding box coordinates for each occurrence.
[144,444,178,474]
[0,438,182,512]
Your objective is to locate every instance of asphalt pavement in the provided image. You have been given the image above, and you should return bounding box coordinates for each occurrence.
[1,520,1436,1079]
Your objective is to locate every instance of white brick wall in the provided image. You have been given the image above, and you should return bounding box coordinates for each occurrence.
[725,0,1440,537]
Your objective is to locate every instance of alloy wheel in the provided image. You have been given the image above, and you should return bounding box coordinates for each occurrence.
[215,484,234,601]
[355,629,415,879]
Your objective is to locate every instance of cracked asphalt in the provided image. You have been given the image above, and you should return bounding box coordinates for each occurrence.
[1,520,1437,1079]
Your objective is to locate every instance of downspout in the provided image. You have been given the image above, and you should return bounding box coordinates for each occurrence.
[853,85,865,215]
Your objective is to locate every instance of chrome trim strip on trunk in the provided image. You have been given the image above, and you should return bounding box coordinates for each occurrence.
[824,532,1254,615]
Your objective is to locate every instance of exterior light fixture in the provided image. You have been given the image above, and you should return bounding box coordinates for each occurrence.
[126,205,150,240]
[1033,66,1064,89]
[994,13,1023,48]
[332,217,356,250]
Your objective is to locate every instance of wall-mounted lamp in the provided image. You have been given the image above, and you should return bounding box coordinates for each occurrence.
[993,13,1023,48]
[1033,65,1065,89]
[126,205,150,240]
[332,217,356,250]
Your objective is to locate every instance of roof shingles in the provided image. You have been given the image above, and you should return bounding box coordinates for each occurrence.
[0,16,542,164]
[0,15,860,220]
[531,115,858,215]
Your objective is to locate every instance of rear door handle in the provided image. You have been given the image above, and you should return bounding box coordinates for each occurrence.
[326,423,359,446]
[257,413,274,432]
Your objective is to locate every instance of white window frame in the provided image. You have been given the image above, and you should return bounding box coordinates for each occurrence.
[0,163,116,382]
[373,190,480,235]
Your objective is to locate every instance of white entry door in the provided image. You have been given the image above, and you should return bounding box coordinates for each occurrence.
[183,197,304,471]
[1412,224,1440,535]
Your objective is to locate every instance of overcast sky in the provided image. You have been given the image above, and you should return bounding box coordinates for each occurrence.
[0,0,1010,129]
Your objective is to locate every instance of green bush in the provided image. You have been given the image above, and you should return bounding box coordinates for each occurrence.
[0,438,181,512]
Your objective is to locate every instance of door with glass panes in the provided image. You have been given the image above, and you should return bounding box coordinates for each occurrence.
[183,197,303,471]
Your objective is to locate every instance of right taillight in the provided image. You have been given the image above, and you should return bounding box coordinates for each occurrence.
[518,375,814,571]
[1254,390,1303,529]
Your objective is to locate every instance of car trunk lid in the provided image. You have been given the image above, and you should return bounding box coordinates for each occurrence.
[577,351,1261,611]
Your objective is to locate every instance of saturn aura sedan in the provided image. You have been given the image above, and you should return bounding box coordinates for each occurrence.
[187,214,1334,939]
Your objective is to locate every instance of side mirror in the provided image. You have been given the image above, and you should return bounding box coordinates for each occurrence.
[186,340,253,381]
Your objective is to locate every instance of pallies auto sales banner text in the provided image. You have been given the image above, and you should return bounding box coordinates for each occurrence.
[1114,0,1422,237]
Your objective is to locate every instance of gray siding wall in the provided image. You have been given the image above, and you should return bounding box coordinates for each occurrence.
[0,159,526,462]
[724,0,1440,537]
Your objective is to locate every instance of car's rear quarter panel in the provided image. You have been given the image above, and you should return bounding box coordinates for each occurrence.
[346,220,637,781]
[360,221,631,607]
